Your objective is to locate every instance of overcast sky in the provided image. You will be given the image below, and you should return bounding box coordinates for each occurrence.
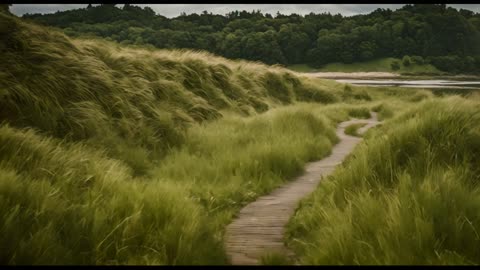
[10,4,480,18]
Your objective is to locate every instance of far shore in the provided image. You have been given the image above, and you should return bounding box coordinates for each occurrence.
[298,72,400,79]
[294,71,480,80]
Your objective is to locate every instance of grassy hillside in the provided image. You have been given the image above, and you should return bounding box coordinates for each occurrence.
[1,11,472,265]
[288,58,444,75]
[287,96,480,264]
[0,12,374,265]
[1,12,342,175]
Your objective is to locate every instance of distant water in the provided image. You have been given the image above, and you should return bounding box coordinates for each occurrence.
[335,79,480,89]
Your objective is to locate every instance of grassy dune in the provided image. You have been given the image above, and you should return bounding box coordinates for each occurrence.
[1,12,341,175]
[1,11,476,265]
[287,96,480,265]
[0,105,342,264]
[0,13,380,265]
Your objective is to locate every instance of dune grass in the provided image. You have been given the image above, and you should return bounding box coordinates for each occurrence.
[286,97,480,265]
[1,11,472,265]
[0,13,374,265]
[260,251,294,265]
[0,85,426,265]
[0,12,343,176]
[1,99,410,264]
[347,107,371,119]
[0,124,222,265]
[0,104,343,265]
[344,123,368,137]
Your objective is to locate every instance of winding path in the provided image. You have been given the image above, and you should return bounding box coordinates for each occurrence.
[224,112,380,265]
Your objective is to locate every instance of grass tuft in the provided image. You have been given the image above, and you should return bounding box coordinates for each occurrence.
[344,123,368,137]
[260,252,294,265]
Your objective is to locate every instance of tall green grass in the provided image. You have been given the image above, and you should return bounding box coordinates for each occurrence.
[0,124,223,264]
[344,123,367,137]
[1,11,453,265]
[0,13,367,265]
[0,13,342,175]
[0,79,417,265]
[0,103,367,265]
[287,97,480,265]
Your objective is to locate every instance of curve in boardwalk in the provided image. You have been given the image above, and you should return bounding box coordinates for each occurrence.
[224,112,380,265]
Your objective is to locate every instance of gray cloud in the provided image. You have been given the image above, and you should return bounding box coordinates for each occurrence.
[449,4,480,13]
[10,4,480,18]
[11,4,89,16]
[134,4,406,17]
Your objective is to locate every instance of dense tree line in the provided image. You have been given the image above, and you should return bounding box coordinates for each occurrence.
[0,4,11,14]
[23,4,480,73]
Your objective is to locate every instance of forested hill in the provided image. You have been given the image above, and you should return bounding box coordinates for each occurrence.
[22,4,480,73]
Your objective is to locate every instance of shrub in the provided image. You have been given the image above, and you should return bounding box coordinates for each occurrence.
[411,55,424,65]
[402,55,411,67]
[353,90,372,101]
[347,107,371,119]
[391,60,401,70]
[344,123,367,137]
[295,82,340,104]
[372,103,394,120]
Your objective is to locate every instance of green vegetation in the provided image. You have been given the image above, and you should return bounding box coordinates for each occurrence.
[372,103,395,121]
[0,4,11,14]
[319,58,443,75]
[0,12,414,265]
[344,123,368,137]
[23,4,480,74]
[288,58,444,75]
[3,9,480,266]
[287,97,480,264]
[391,60,401,71]
[260,252,294,265]
[347,107,371,119]
[1,12,343,175]
[402,55,411,67]
[0,103,348,264]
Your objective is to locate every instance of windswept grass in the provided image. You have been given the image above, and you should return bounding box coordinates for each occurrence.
[0,101,379,265]
[0,12,377,265]
[150,105,341,232]
[344,123,367,137]
[1,11,464,266]
[260,252,294,265]
[287,97,480,265]
[347,107,371,119]
[0,124,222,265]
[0,12,342,175]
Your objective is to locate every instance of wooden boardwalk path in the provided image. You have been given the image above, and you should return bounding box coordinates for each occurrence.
[224,112,380,265]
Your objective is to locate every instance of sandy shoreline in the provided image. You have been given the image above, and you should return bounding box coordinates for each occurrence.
[294,72,480,81]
